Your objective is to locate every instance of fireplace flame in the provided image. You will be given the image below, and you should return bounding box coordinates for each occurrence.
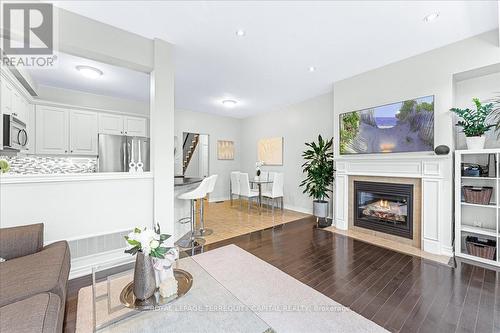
[378,200,389,209]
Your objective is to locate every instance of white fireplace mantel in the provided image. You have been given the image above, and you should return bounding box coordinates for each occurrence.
[334,154,453,257]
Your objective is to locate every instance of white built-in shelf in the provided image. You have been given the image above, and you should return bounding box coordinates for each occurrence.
[461,202,497,209]
[461,225,498,237]
[455,149,500,267]
[461,176,498,180]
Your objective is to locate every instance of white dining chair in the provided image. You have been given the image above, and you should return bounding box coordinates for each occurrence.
[263,172,284,214]
[239,172,259,213]
[230,171,241,206]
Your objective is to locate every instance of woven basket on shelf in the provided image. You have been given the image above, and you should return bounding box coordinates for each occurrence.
[465,236,496,260]
[462,186,493,205]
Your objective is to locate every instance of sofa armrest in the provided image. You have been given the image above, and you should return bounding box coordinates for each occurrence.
[0,223,44,260]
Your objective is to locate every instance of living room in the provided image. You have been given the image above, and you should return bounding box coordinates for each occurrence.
[1,1,499,333]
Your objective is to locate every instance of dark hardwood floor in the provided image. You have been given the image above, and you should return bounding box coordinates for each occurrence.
[65,217,500,333]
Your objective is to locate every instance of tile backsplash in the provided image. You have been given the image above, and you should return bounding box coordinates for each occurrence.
[0,155,97,174]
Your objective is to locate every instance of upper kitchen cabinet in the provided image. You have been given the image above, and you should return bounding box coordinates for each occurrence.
[124,116,147,137]
[0,76,29,123]
[70,110,98,155]
[1,79,14,115]
[99,114,148,137]
[36,106,69,154]
[99,113,124,135]
[36,106,98,155]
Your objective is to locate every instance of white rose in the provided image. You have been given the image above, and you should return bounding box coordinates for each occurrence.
[150,240,160,249]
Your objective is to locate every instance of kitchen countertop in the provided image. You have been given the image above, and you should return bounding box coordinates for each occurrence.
[174,177,203,187]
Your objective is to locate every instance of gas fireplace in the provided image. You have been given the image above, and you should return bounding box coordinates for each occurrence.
[354,181,414,239]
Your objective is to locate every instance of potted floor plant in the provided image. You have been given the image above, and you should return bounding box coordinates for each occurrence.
[300,135,334,227]
[450,98,494,150]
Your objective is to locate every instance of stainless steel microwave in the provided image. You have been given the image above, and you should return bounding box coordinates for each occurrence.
[3,114,28,151]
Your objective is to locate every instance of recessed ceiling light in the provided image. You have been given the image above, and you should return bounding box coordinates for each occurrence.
[423,12,439,22]
[235,29,246,37]
[76,65,103,79]
[308,66,316,72]
[222,99,238,107]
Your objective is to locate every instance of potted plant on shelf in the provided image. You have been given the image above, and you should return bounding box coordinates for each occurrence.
[450,98,494,150]
[300,135,334,227]
[124,224,177,300]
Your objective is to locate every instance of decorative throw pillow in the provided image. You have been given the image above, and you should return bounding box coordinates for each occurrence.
[0,257,6,263]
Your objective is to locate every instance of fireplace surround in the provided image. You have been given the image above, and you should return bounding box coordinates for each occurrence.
[354,181,414,239]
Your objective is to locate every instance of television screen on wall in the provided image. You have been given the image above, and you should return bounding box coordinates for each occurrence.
[339,95,434,155]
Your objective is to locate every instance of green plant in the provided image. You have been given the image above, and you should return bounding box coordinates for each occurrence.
[450,98,494,137]
[0,159,10,173]
[492,95,500,138]
[299,135,334,202]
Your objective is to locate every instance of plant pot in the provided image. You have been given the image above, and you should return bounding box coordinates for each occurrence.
[466,136,486,150]
[133,252,156,301]
[313,200,328,218]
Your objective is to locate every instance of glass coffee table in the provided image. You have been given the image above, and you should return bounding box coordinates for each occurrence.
[91,251,273,333]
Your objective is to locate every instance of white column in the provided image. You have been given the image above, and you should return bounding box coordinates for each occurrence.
[151,39,175,237]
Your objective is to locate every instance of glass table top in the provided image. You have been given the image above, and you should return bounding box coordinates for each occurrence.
[91,251,272,333]
[249,179,273,184]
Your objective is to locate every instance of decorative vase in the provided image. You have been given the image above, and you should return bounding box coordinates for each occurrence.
[466,136,486,150]
[133,252,156,301]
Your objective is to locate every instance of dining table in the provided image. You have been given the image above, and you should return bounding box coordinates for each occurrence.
[249,178,273,214]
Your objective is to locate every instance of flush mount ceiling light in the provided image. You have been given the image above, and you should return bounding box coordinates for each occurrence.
[235,29,246,37]
[423,12,439,22]
[222,99,238,107]
[76,65,103,79]
[308,66,316,72]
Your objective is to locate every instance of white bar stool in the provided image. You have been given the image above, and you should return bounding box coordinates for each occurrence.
[195,175,218,237]
[175,178,210,249]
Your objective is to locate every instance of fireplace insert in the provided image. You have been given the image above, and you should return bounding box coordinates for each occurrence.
[354,181,413,239]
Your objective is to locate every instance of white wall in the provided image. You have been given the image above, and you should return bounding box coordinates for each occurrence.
[36,85,150,116]
[175,109,242,202]
[240,93,334,215]
[0,176,153,242]
[454,71,500,149]
[333,30,500,156]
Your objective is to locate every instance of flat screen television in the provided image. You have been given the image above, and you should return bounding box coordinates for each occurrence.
[339,95,434,155]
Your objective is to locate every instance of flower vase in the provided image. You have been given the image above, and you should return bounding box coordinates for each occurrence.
[133,252,156,301]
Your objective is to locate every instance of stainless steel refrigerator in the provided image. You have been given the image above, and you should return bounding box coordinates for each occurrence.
[98,134,150,172]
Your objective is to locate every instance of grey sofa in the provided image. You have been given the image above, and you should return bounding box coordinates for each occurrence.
[0,224,70,333]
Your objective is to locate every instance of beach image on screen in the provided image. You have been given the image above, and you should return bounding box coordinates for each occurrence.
[340,96,434,154]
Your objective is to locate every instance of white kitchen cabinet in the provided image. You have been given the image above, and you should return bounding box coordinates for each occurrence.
[1,79,13,115]
[69,110,98,155]
[99,114,148,137]
[98,113,124,135]
[25,103,36,154]
[11,89,26,122]
[124,116,147,137]
[36,106,69,154]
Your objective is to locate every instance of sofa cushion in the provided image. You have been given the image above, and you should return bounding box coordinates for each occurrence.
[0,293,60,333]
[0,223,44,260]
[0,241,70,307]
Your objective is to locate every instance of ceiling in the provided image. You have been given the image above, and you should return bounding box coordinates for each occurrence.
[51,1,498,118]
[27,52,150,102]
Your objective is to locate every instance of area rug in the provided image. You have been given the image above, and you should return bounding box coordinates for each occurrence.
[76,245,387,332]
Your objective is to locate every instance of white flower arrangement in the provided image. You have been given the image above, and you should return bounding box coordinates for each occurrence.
[124,224,172,258]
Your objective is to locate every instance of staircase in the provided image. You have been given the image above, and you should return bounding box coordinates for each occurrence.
[183,133,199,174]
